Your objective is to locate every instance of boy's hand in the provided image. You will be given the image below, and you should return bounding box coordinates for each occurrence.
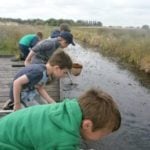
[14,103,21,111]
[37,86,56,104]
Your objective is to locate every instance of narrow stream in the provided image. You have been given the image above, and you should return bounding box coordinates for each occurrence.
[60,44,150,150]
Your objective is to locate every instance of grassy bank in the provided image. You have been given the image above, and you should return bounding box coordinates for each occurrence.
[72,27,150,73]
[0,24,51,55]
[0,24,149,73]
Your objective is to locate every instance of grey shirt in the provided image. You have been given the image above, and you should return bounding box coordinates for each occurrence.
[31,38,60,64]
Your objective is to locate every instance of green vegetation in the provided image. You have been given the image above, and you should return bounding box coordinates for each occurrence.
[72,27,150,73]
[0,17,102,26]
[0,24,50,55]
[0,23,149,73]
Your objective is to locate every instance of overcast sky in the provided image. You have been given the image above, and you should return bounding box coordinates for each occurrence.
[0,0,149,27]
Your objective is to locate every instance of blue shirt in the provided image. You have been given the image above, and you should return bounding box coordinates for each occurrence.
[9,64,49,101]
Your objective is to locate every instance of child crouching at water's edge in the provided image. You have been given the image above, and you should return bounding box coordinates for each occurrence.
[3,50,72,111]
[0,88,121,150]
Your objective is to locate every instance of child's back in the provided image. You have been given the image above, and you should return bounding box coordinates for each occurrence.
[0,88,121,150]
[0,99,82,150]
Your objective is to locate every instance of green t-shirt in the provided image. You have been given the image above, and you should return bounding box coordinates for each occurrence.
[19,34,36,46]
[0,99,82,150]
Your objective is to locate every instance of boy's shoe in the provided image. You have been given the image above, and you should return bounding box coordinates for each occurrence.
[2,100,14,110]
[11,56,21,62]
[11,54,25,62]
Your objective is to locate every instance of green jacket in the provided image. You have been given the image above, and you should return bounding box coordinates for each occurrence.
[0,99,82,150]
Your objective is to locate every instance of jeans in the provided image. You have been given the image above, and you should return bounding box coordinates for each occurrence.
[21,89,47,107]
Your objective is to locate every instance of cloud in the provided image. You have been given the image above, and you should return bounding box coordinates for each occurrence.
[0,0,150,26]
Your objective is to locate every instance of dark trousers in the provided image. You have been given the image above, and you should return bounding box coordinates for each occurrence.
[19,44,30,59]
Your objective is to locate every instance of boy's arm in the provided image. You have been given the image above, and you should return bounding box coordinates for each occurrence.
[13,75,29,111]
[36,85,55,103]
[24,50,35,66]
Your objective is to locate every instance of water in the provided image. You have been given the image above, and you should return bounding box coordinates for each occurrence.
[60,44,150,150]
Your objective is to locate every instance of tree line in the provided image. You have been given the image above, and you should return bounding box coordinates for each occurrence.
[0,17,103,26]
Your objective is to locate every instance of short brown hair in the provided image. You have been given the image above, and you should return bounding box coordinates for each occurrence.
[36,32,43,39]
[49,50,72,70]
[78,89,121,132]
[60,23,71,32]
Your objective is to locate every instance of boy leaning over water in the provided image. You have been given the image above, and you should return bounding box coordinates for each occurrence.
[0,88,121,150]
[24,31,75,65]
[3,50,72,111]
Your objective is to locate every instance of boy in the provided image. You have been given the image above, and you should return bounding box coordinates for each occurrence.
[11,32,43,61]
[50,23,71,38]
[24,31,75,66]
[3,50,72,111]
[0,88,121,150]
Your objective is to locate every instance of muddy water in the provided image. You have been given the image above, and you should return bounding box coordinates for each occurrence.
[60,44,150,150]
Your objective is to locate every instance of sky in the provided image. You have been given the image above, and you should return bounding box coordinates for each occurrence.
[0,0,150,27]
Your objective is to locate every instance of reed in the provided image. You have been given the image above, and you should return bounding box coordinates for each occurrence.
[0,24,51,55]
[72,27,150,73]
[0,24,149,73]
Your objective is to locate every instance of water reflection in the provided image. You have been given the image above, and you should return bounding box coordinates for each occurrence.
[60,44,150,150]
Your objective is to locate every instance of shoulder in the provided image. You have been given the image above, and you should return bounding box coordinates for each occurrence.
[51,29,60,38]
[41,39,57,47]
[25,64,46,78]
[30,64,46,72]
